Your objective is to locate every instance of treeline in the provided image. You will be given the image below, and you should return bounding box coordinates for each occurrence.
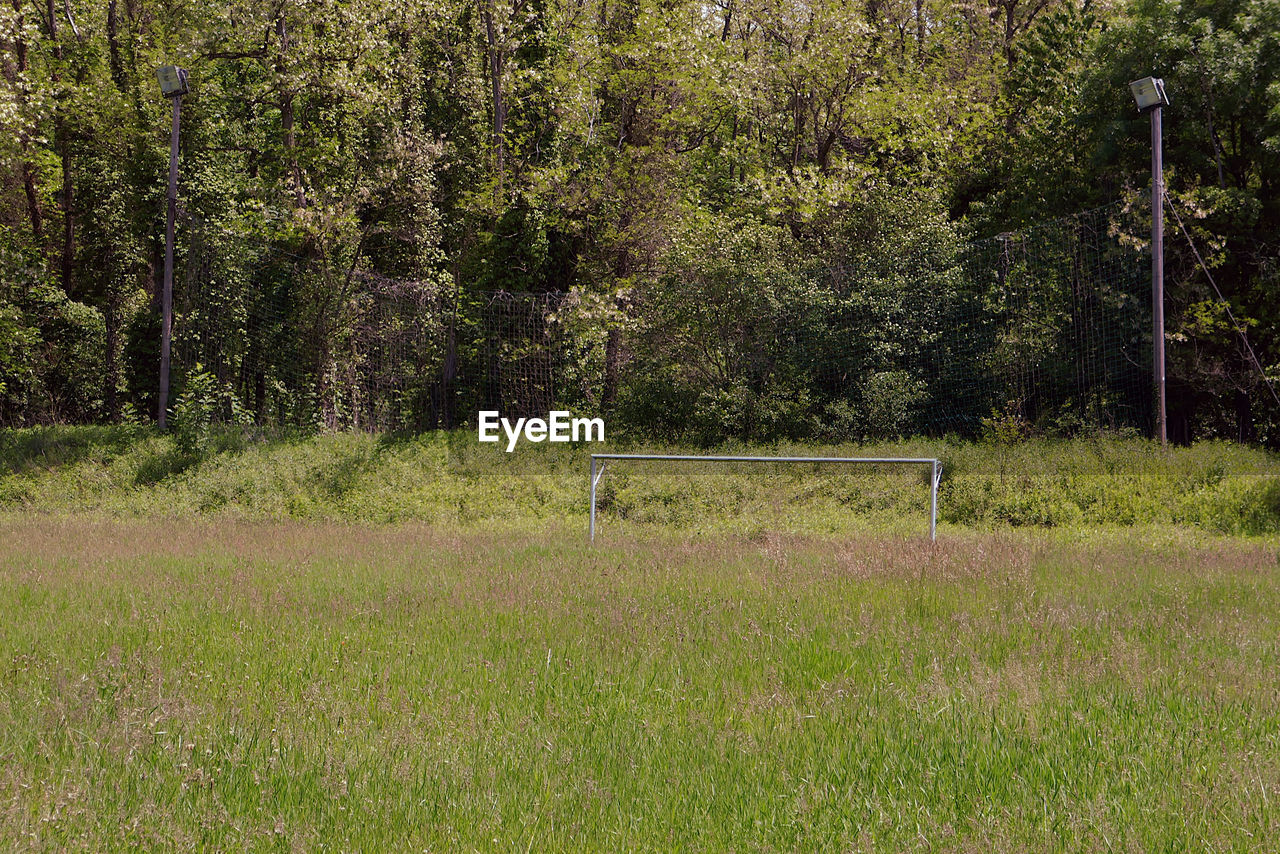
[0,0,1277,442]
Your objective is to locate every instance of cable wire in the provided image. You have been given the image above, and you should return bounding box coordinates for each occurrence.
[1164,196,1280,409]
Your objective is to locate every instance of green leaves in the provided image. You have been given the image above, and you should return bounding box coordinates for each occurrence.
[0,0,1275,439]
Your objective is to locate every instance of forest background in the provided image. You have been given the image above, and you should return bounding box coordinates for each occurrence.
[1,0,1277,444]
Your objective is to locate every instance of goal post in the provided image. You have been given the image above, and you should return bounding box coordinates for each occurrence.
[588,454,943,542]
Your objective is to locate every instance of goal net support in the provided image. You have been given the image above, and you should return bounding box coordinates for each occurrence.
[588,454,943,542]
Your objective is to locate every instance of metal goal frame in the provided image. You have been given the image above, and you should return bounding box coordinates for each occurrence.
[588,454,943,542]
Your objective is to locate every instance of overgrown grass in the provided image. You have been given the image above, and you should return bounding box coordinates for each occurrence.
[0,426,1276,535]
[1,517,1278,850]
[2,429,1277,848]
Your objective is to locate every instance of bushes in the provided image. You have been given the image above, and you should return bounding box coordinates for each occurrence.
[169,365,260,457]
[1235,479,1280,536]
[940,448,1280,534]
[0,234,107,425]
[614,196,966,444]
[1173,476,1280,536]
[170,368,219,457]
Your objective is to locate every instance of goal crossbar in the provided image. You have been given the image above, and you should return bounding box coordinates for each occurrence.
[588,454,943,542]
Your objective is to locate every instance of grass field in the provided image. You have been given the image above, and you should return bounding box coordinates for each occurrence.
[1,428,1279,850]
[1,427,1278,535]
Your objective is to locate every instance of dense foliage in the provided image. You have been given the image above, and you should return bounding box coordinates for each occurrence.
[0,0,1277,441]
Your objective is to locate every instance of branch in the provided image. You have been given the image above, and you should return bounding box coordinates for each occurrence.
[63,0,80,39]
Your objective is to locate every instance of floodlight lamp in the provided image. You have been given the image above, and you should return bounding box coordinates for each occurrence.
[1129,77,1169,111]
[157,65,189,96]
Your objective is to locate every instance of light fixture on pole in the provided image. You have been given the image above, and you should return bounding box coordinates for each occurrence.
[156,65,188,430]
[1129,75,1170,446]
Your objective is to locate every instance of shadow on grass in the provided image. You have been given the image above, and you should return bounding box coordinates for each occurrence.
[1236,478,1280,536]
[375,428,426,453]
[133,447,201,486]
[0,425,152,476]
[309,446,377,500]
[131,425,297,487]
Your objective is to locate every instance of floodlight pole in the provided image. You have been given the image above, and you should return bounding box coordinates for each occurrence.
[1131,76,1169,446]
[1150,104,1166,446]
[157,72,185,429]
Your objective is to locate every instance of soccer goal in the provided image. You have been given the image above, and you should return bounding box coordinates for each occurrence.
[588,454,943,542]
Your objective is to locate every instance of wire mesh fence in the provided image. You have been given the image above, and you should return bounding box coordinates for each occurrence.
[171,204,1154,438]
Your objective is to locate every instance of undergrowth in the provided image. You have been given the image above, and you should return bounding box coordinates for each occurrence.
[0,426,1275,535]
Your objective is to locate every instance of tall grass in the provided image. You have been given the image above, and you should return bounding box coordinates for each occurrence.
[1,426,1276,535]
[1,517,1278,849]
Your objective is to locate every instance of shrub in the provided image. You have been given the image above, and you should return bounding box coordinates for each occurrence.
[170,368,218,456]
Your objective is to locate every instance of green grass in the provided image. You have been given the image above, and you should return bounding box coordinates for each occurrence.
[1,518,1278,850]
[1,427,1278,849]
[0,426,1277,535]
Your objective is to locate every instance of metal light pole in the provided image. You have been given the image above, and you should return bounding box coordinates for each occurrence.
[156,65,188,429]
[1130,76,1170,446]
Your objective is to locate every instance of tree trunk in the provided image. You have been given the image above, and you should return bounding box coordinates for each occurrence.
[21,163,43,243]
[1004,1,1016,69]
[104,300,119,421]
[276,14,305,208]
[5,0,45,244]
[47,0,75,294]
[1235,389,1254,443]
[483,2,506,197]
[254,369,267,422]
[60,146,74,293]
[915,0,925,60]
[106,0,126,89]
[817,130,836,173]
[438,275,459,429]
[602,328,621,406]
[789,89,805,173]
